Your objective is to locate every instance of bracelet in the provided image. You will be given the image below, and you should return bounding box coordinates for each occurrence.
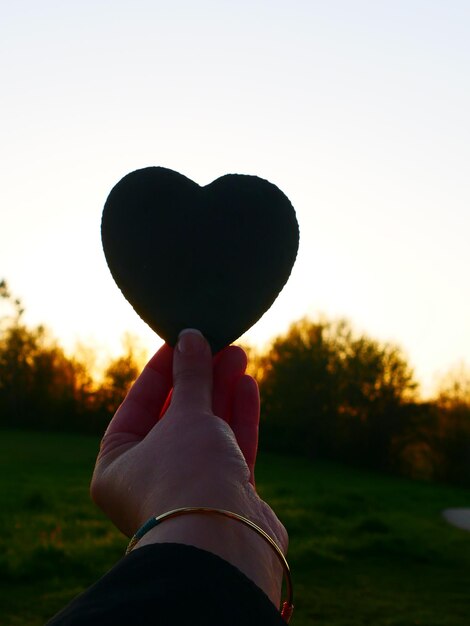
[126,506,294,623]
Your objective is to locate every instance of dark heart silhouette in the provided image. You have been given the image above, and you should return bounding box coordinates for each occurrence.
[102,166,299,353]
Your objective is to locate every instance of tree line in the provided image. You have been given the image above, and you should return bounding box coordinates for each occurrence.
[0,280,142,435]
[250,318,470,486]
[1,280,469,486]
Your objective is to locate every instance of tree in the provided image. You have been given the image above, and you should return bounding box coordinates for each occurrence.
[257,318,341,457]
[432,364,470,485]
[94,334,146,416]
[0,280,95,430]
[0,280,149,434]
[436,363,470,410]
[256,317,417,469]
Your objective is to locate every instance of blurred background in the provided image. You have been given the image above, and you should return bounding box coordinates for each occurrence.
[1,0,470,396]
[1,2,469,625]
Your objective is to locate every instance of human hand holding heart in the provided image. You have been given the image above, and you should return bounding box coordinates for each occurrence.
[91,166,298,620]
[101,166,299,352]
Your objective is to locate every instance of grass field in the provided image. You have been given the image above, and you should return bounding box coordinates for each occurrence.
[0,429,469,625]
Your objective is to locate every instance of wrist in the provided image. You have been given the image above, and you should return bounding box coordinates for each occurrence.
[132,508,284,608]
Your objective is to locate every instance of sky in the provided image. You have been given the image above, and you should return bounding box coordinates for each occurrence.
[1,1,469,397]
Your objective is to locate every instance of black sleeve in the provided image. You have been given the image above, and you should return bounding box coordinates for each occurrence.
[46,542,286,626]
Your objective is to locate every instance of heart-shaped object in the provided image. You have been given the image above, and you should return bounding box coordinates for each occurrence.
[102,166,299,353]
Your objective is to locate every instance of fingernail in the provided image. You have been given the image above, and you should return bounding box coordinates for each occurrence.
[177,329,206,354]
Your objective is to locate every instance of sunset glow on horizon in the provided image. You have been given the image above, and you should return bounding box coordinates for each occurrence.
[1,1,470,398]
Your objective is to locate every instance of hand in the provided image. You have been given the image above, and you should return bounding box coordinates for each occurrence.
[90,329,288,606]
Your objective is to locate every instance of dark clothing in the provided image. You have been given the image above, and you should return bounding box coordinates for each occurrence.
[46,543,285,625]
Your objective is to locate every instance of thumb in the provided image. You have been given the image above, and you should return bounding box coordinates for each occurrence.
[171,329,213,413]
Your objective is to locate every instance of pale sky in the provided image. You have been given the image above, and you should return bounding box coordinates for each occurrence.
[1,1,469,397]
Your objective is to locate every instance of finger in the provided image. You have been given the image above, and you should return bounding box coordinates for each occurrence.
[212,345,247,423]
[171,329,213,414]
[231,374,260,485]
[104,343,174,440]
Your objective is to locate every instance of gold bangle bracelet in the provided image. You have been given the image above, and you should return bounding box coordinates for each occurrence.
[126,506,294,623]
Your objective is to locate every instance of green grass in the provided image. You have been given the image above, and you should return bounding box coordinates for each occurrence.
[1,430,469,625]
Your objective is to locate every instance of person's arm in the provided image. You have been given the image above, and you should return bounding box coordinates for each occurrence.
[46,543,287,625]
[47,330,288,625]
